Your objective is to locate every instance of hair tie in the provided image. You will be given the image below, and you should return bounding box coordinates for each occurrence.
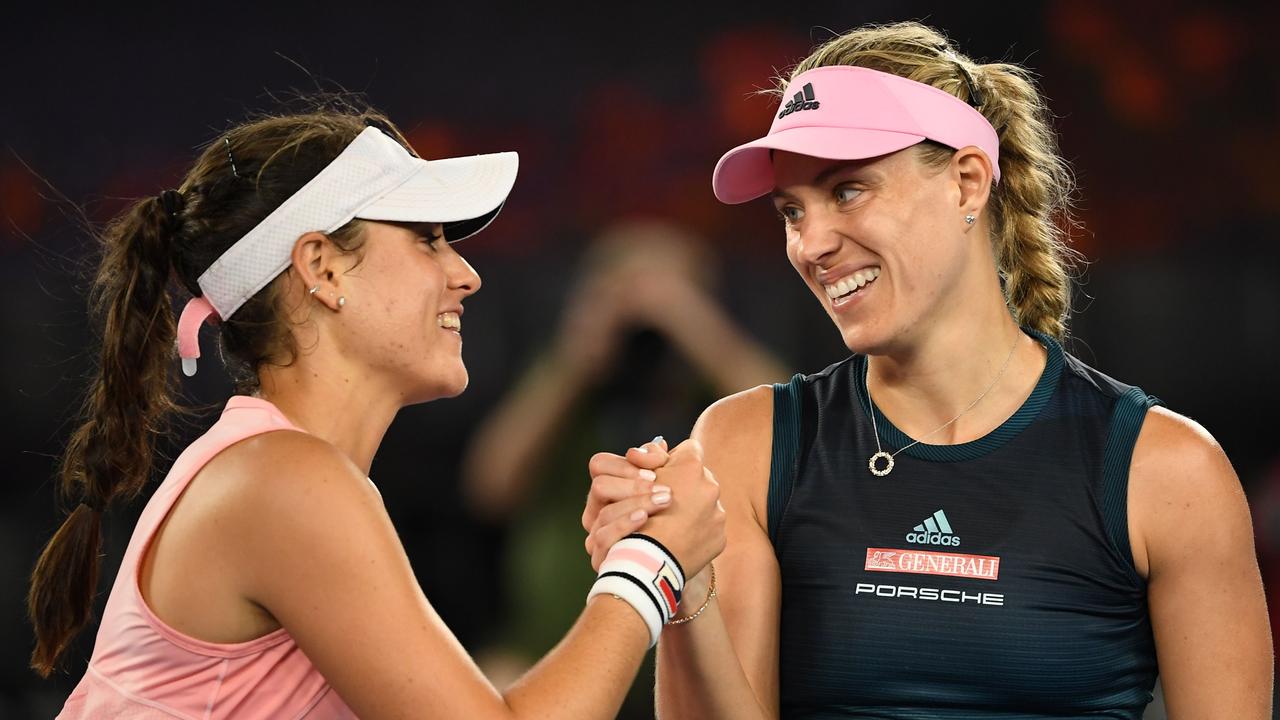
[158,189,184,218]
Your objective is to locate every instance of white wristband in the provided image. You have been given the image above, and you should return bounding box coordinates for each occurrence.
[586,534,686,648]
[587,575,664,646]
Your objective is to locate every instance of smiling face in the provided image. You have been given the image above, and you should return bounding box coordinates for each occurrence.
[771,146,986,355]
[328,220,481,404]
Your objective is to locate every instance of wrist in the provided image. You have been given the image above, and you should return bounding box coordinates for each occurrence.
[586,534,687,647]
[668,562,717,625]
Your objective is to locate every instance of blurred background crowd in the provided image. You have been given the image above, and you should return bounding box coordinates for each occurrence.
[3,1,1277,717]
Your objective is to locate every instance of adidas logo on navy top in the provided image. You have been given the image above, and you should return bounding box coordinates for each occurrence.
[906,509,961,547]
[777,83,820,119]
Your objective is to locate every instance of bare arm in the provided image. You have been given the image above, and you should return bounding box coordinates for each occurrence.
[655,386,780,719]
[580,388,781,719]
[224,431,717,720]
[1129,407,1273,718]
[584,388,781,718]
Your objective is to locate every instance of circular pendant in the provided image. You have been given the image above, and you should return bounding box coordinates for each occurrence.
[869,451,894,477]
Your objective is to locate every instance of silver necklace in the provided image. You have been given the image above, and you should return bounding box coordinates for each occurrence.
[867,332,1020,477]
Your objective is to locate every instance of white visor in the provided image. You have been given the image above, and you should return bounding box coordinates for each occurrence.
[196,125,518,320]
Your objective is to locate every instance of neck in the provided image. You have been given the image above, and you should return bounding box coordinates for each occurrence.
[867,306,1047,445]
[255,355,400,475]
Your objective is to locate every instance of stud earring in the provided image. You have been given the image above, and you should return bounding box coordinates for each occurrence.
[337,296,346,308]
[308,286,320,295]
[964,214,976,225]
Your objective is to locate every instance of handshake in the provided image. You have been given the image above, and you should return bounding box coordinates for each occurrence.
[580,438,727,632]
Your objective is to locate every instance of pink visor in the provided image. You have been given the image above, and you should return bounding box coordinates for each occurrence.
[712,66,1000,204]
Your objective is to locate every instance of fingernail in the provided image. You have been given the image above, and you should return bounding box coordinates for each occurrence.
[652,492,672,506]
[639,469,657,481]
[630,509,648,521]
[652,435,664,444]
[635,446,649,454]
[650,484,670,494]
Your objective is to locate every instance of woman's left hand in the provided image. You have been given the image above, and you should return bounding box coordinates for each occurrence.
[583,437,672,571]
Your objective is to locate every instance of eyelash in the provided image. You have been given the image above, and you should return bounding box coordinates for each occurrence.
[421,232,444,249]
[835,185,861,203]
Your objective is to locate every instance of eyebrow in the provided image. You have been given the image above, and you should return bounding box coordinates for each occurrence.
[771,160,866,202]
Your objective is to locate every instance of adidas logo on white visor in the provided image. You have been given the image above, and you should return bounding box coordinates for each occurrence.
[905,509,961,547]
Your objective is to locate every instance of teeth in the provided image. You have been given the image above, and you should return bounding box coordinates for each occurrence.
[437,312,461,330]
[823,267,880,298]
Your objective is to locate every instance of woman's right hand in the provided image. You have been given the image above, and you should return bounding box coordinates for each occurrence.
[584,439,726,579]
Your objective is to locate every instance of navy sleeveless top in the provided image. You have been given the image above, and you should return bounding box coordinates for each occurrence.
[769,330,1160,719]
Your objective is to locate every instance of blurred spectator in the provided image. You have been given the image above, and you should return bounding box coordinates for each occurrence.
[463,219,786,716]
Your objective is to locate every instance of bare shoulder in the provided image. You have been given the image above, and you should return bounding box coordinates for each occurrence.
[205,429,377,515]
[1131,406,1239,502]
[199,430,393,586]
[692,384,774,449]
[692,384,775,528]
[1128,406,1250,577]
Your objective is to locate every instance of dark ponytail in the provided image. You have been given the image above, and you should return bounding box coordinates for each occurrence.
[28,193,182,677]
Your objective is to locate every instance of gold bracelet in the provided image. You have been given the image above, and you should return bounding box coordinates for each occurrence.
[666,562,716,625]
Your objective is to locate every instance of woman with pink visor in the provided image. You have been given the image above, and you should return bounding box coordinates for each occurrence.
[583,22,1271,718]
[29,108,724,719]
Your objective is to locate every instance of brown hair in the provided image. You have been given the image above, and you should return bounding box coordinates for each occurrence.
[27,104,413,676]
[784,22,1079,338]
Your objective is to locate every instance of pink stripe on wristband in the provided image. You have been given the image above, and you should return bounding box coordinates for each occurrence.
[605,547,663,573]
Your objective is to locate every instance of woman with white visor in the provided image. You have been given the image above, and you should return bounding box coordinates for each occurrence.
[582,22,1271,718]
[30,109,725,719]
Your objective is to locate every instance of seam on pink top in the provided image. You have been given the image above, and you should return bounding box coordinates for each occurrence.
[289,685,336,720]
[202,658,229,720]
[130,397,304,659]
[87,664,200,720]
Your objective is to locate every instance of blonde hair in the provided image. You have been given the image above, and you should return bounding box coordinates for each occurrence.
[782,22,1078,338]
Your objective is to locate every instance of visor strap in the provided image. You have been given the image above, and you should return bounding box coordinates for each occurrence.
[176,296,219,377]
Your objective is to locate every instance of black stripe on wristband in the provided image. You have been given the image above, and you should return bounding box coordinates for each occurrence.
[598,570,668,623]
[625,533,686,581]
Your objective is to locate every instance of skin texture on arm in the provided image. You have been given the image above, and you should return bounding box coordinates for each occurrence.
[214,430,673,720]
[1129,407,1273,718]
[654,386,781,720]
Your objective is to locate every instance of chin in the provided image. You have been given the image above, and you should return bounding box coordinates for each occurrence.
[837,320,896,357]
[440,374,469,398]
[403,367,470,405]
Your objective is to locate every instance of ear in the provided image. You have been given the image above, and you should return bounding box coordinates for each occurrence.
[290,231,345,311]
[952,145,994,228]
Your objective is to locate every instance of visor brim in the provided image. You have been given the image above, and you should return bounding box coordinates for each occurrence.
[712,126,925,204]
[357,151,518,241]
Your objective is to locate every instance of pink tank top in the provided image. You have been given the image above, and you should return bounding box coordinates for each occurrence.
[58,396,359,719]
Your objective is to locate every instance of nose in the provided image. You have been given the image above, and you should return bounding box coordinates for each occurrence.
[446,246,482,297]
[792,206,845,266]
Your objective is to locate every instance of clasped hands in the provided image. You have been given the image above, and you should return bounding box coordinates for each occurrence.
[582,437,726,614]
